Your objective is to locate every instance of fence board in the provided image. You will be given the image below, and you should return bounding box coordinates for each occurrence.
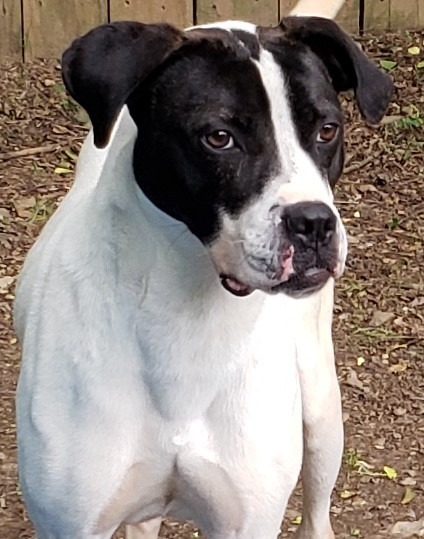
[197,0,279,26]
[280,0,359,32]
[0,0,22,59]
[364,0,390,30]
[280,0,298,17]
[5,0,424,61]
[110,0,192,28]
[390,0,418,29]
[23,0,107,59]
[337,0,360,32]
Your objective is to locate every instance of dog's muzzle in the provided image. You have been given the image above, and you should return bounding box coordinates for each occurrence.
[219,201,345,298]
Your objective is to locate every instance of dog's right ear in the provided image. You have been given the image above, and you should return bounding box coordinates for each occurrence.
[62,21,184,148]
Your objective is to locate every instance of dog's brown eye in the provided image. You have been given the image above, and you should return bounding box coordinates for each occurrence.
[203,130,235,150]
[317,123,339,143]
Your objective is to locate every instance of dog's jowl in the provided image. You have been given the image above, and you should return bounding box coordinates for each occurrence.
[14,5,392,539]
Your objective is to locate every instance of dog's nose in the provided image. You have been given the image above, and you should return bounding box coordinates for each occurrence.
[283,201,336,248]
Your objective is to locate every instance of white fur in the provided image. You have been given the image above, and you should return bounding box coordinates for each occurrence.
[15,4,346,539]
[209,49,347,290]
[15,108,304,539]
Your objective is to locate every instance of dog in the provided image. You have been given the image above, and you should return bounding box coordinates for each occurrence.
[14,0,393,537]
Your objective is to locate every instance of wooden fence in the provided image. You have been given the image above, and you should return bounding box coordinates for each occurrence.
[1,0,423,61]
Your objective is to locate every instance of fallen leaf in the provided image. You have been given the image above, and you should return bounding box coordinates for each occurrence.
[356,356,365,366]
[400,477,417,487]
[54,167,73,175]
[340,490,357,499]
[13,196,36,218]
[390,519,424,537]
[0,276,15,291]
[0,207,11,221]
[345,369,364,390]
[380,59,397,71]
[380,114,404,125]
[292,515,302,525]
[383,466,398,480]
[370,310,396,327]
[407,46,420,55]
[410,297,424,307]
[401,487,415,505]
[389,362,408,373]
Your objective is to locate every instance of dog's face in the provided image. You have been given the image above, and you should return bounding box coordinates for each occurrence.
[62,18,392,297]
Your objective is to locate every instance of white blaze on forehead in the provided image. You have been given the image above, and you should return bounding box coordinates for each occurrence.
[254,48,333,203]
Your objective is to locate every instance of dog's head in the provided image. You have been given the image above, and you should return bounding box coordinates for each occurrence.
[62,18,392,298]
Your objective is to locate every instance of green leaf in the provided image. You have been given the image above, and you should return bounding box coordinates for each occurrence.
[407,46,420,55]
[417,61,424,69]
[401,487,415,504]
[64,148,78,162]
[292,515,302,525]
[379,60,397,71]
[340,489,357,499]
[54,167,73,175]
[383,466,398,480]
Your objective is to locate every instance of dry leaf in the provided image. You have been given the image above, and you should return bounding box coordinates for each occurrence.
[389,362,408,373]
[370,310,396,327]
[0,276,15,291]
[13,196,36,218]
[345,369,364,390]
[390,519,424,537]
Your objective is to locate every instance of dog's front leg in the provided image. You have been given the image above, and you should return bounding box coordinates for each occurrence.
[293,280,343,539]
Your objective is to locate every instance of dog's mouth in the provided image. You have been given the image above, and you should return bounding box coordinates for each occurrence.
[220,266,335,298]
[220,275,254,297]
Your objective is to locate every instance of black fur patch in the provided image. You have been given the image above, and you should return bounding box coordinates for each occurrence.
[130,31,278,242]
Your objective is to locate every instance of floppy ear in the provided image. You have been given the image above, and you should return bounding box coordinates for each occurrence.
[280,16,393,123]
[62,21,184,148]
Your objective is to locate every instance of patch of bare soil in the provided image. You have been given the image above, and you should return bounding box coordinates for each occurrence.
[0,31,423,539]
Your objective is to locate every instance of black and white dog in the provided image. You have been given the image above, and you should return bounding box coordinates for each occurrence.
[14,0,392,537]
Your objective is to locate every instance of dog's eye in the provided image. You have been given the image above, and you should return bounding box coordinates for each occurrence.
[202,130,235,150]
[317,123,339,143]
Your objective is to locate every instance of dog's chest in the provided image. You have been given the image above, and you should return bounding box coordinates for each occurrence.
[95,297,303,533]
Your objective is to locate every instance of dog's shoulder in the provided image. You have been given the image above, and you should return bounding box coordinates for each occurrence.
[13,109,145,336]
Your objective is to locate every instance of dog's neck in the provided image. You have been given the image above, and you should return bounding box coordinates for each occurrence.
[90,109,266,314]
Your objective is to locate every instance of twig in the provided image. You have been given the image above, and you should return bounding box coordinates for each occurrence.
[343,155,375,174]
[0,144,59,161]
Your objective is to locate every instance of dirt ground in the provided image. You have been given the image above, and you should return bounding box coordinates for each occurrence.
[0,30,423,539]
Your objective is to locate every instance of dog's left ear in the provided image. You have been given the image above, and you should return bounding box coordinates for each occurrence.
[279,16,393,123]
[62,21,184,148]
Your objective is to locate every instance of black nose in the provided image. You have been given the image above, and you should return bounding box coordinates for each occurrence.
[283,202,336,248]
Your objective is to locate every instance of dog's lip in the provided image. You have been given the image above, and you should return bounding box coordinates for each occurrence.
[270,266,334,293]
[220,266,335,298]
[220,275,253,297]
[303,267,333,279]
